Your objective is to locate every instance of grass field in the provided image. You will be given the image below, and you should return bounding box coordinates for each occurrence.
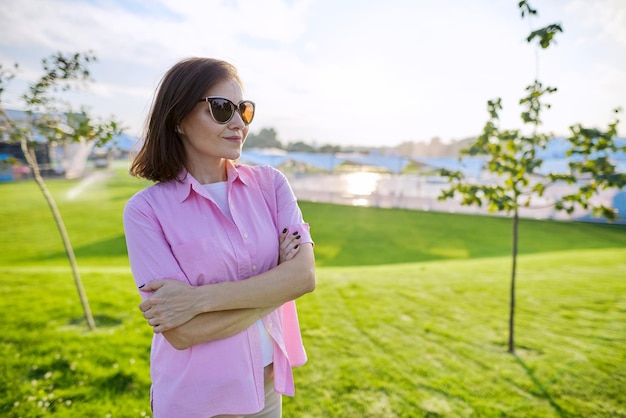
[0,167,625,417]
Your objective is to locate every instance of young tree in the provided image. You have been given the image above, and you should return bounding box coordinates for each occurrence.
[0,52,123,330]
[438,2,626,353]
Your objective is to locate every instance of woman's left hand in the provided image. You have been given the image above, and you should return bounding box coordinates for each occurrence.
[279,228,301,264]
[139,280,200,333]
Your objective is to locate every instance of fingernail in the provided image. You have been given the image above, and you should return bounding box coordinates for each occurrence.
[294,244,299,249]
[138,284,145,289]
[296,235,301,240]
[292,231,299,235]
[282,228,288,233]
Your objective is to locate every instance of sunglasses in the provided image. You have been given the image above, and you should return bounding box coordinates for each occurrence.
[198,96,255,125]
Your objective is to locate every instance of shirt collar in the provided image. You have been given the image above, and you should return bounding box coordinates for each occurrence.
[174,160,249,203]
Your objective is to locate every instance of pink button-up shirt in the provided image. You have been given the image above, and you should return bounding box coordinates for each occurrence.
[123,162,311,417]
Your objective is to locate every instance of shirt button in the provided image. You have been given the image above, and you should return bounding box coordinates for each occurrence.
[252,265,257,271]
[243,232,249,239]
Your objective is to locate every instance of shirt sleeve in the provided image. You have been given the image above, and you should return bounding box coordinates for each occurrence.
[271,168,314,245]
[123,193,190,299]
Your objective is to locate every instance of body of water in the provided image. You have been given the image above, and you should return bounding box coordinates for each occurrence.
[285,171,621,222]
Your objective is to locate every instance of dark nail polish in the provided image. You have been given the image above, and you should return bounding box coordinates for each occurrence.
[292,231,299,236]
[294,244,299,249]
[296,235,301,240]
[138,284,145,289]
[282,228,288,233]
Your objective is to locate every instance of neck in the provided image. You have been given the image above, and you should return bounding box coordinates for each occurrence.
[189,159,228,184]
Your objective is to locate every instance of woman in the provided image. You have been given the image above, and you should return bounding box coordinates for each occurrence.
[123,57,316,417]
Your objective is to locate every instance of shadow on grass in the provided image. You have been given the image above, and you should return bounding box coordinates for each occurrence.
[95,370,144,395]
[68,314,123,328]
[514,354,569,418]
[73,235,128,258]
[21,235,128,263]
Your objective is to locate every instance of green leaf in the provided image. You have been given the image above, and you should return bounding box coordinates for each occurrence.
[526,24,564,49]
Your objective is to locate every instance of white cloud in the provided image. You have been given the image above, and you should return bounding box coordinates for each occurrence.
[1,0,624,145]
[567,0,626,47]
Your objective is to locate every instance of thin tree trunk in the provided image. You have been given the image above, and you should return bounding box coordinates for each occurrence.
[508,207,519,353]
[20,138,96,330]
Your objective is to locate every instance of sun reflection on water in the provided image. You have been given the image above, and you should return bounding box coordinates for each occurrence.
[345,172,381,205]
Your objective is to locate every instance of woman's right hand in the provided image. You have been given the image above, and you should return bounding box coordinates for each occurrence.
[279,228,301,263]
[139,280,201,333]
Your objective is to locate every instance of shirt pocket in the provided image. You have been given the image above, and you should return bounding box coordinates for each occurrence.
[171,238,232,286]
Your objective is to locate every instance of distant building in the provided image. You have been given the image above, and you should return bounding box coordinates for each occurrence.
[1,109,139,179]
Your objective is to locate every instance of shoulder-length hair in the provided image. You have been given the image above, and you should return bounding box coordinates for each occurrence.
[130,57,242,182]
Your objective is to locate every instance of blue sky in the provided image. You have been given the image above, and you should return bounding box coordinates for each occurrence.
[1,0,624,147]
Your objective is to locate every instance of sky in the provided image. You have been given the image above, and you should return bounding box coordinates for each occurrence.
[1,0,625,147]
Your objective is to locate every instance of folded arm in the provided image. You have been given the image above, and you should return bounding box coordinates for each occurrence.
[162,305,280,350]
[141,242,315,333]
[140,230,315,348]
[196,242,315,311]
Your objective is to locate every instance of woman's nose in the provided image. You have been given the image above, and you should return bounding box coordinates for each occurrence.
[229,110,246,129]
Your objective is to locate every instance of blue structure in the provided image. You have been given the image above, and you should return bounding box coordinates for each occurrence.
[412,156,485,179]
[0,154,13,182]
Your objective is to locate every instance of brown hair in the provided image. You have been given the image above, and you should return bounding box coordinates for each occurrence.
[130,57,242,182]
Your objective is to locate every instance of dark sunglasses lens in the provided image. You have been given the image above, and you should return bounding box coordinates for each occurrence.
[239,102,255,124]
[210,99,235,123]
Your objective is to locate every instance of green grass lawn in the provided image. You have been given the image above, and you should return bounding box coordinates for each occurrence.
[0,168,624,417]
